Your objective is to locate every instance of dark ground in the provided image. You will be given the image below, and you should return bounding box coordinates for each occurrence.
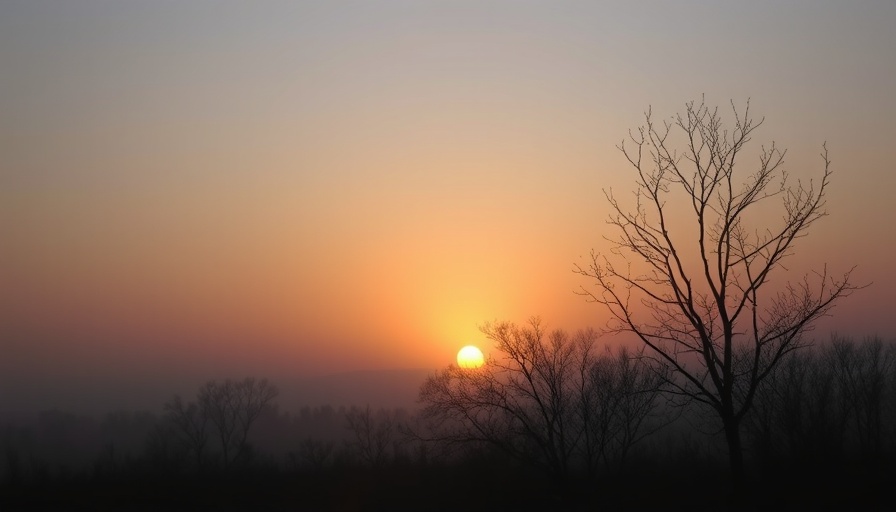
[3,455,893,512]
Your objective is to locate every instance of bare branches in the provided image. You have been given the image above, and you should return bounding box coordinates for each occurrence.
[417,319,667,482]
[199,377,279,468]
[163,377,279,470]
[164,395,209,467]
[576,99,862,483]
[345,406,397,467]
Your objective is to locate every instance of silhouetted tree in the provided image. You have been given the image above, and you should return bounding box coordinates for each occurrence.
[344,406,397,467]
[163,395,209,468]
[583,346,672,474]
[418,318,665,485]
[832,336,896,458]
[198,377,279,469]
[746,336,896,466]
[575,98,861,486]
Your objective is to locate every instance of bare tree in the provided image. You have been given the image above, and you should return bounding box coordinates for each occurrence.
[832,336,896,458]
[163,394,209,468]
[575,98,861,485]
[344,406,397,467]
[198,377,279,469]
[417,318,665,485]
[747,336,896,466]
[584,346,672,474]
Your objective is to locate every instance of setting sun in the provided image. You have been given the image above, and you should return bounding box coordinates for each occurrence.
[456,345,485,369]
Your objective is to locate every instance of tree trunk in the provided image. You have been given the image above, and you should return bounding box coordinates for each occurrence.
[723,417,744,494]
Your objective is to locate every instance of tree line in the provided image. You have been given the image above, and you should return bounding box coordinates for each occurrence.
[2,333,894,509]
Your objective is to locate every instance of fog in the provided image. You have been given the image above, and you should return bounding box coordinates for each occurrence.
[0,368,432,420]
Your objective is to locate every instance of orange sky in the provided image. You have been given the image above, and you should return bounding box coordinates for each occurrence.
[2,1,895,411]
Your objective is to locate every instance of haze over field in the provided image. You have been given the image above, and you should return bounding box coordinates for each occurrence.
[2,1,896,415]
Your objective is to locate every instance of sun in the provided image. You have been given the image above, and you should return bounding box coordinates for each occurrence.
[457,345,484,369]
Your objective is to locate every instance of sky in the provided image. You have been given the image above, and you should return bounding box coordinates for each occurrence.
[2,1,896,413]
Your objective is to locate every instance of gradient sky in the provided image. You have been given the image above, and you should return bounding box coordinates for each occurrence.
[2,1,895,412]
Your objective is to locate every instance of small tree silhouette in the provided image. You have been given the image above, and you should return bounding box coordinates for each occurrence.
[163,395,209,468]
[199,377,279,469]
[344,406,397,467]
[163,377,278,470]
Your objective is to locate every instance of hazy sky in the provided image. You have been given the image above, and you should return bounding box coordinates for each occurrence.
[2,1,895,412]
